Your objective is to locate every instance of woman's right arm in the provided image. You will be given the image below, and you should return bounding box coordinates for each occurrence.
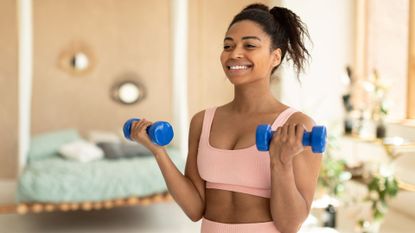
[152,111,206,221]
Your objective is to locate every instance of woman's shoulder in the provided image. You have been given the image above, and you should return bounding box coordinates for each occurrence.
[287,108,316,130]
[189,106,215,129]
[190,110,205,128]
[188,110,206,142]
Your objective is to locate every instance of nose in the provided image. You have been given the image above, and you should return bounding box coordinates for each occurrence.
[230,46,244,59]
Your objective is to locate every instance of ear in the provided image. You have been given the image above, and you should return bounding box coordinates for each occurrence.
[271,48,282,67]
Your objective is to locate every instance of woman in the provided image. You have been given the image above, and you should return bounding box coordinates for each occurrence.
[131,3,322,233]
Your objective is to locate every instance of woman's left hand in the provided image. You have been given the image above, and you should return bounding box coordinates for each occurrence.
[269,123,306,167]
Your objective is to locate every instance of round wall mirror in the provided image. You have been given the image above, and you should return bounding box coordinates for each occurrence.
[111,78,146,105]
[71,52,90,71]
[58,41,95,76]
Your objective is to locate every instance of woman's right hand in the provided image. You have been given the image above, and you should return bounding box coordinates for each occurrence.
[130,119,165,155]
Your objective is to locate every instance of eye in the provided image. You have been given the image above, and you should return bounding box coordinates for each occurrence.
[223,45,232,50]
[245,44,256,49]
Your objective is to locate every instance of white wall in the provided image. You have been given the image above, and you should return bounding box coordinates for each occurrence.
[277,0,355,134]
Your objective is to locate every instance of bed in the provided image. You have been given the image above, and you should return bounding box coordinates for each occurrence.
[15,129,185,214]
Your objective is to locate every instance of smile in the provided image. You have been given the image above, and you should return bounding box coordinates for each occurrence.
[227,65,252,70]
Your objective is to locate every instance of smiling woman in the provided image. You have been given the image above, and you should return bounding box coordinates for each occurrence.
[127,3,322,233]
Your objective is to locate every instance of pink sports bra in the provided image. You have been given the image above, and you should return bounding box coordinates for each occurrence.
[197,106,298,198]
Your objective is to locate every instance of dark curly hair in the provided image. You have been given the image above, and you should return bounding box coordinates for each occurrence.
[228,3,311,78]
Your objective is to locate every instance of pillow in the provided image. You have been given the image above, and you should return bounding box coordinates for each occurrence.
[96,142,124,159]
[121,143,152,157]
[59,140,104,163]
[97,142,152,159]
[28,129,81,162]
[87,130,121,144]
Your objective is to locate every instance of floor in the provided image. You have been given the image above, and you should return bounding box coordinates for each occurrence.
[1,179,415,233]
[0,202,200,233]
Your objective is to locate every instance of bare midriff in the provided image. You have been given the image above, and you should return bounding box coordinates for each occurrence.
[204,188,272,223]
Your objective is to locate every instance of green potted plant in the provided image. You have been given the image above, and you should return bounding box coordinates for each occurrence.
[318,135,352,198]
[357,171,399,233]
[317,135,352,228]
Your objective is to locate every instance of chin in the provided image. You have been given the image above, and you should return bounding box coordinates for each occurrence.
[226,75,246,84]
[227,78,251,86]
[227,75,264,86]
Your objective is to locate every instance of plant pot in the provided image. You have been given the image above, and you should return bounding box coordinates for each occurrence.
[358,219,383,233]
[376,121,386,139]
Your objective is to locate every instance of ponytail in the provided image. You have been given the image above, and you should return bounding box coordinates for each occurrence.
[269,7,311,76]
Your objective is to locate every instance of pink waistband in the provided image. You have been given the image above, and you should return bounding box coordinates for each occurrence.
[201,218,280,233]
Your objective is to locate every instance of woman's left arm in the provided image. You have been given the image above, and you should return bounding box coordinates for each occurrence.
[269,113,322,233]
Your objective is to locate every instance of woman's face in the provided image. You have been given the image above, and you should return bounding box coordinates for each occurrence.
[220,20,281,86]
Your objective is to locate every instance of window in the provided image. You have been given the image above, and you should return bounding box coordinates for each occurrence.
[356,0,413,120]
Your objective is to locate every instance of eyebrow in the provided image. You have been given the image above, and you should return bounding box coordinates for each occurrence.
[224,36,261,41]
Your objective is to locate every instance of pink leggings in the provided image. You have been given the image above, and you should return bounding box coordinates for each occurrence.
[201,218,281,233]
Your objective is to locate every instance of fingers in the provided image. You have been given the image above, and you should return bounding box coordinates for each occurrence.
[131,119,153,140]
[273,124,288,143]
[296,124,305,144]
[138,119,153,132]
[274,126,282,139]
[281,124,288,141]
[270,124,306,163]
[137,118,146,132]
[288,124,296,142]
[274,124,303,143]
[131,121,137,137]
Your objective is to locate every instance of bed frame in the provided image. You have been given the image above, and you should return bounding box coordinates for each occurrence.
[0,192,172,215]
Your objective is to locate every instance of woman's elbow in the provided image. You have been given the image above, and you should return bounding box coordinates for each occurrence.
[184,208,204,222]
[187,212,203,222]
[176,198,205,222]
[273,221,302,233]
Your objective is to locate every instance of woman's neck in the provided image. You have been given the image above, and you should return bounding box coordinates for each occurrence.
[230,81,282,114]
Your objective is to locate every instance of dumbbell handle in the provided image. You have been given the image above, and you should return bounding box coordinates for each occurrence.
[123,118,174,146]
[256,125,327,153]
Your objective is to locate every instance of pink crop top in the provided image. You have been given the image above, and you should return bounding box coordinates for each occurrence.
[197,106,298,198]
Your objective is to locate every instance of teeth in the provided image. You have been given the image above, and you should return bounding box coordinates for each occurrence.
[229,65,250,70]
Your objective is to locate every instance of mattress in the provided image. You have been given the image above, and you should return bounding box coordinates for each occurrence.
[17,147,184,203]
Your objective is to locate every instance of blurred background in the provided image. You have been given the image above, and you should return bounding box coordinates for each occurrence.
[0,0,415,232]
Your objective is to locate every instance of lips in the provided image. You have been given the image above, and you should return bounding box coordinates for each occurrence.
[227,65,253,70]
[226,61,253,70]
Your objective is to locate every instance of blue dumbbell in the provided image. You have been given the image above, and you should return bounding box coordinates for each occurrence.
[123,118,174,146]
[256,125,327,153]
